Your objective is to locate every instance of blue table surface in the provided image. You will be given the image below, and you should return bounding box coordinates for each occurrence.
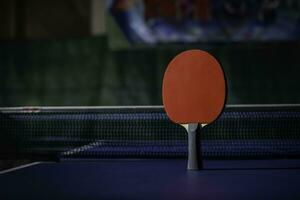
[1,159,300,200]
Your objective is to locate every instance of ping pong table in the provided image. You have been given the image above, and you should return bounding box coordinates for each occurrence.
[1,105,300,199]
[1,159,300,199]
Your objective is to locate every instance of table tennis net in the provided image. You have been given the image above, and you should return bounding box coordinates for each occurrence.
[1,105,300,160]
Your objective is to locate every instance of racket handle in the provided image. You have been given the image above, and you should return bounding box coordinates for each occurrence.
[187,123,202,170]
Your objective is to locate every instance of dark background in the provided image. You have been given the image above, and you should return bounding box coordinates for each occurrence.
[0,0,299,107]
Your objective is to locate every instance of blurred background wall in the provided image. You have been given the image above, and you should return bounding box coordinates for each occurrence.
[0,0,299,106]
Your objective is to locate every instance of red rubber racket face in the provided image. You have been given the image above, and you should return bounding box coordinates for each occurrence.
[162,50,226,124]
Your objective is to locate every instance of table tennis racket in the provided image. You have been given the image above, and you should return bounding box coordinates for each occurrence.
[162,49,226,170]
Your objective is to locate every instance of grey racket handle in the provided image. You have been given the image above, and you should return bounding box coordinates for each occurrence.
[187,123,202,170]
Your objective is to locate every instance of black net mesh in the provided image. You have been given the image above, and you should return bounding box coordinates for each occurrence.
[1,105,300,160]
